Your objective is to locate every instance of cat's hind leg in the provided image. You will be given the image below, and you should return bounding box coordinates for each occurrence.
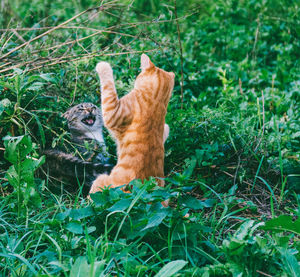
[89,174,114,194]
[89,167,133,194]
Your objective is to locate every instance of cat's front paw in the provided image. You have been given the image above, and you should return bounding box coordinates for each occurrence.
[96,62,113,79]
[89,182,101,194]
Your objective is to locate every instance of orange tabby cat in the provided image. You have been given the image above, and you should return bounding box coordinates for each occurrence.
[89,54,174,195]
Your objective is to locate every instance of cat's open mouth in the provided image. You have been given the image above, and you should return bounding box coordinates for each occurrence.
[82,115,96,126]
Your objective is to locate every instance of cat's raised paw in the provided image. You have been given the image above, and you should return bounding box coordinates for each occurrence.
[96,62,113,77]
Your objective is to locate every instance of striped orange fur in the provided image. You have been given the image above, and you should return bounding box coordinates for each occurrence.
[89,54,174,195]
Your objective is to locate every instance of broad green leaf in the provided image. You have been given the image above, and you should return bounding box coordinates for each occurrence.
[142,209,168,231]
[70,257,90,277]
[26,75,43,84]
[202,199,216,208]
[93,260,106,276]
[27,73,55,84]
[180,195,204,210]
[70,207,95,220]
[195,149,205,164]
[150,189,171,199]
[107,198,132,212]
[281,251,300,277]
[5,166,19,188]
[56,209,71,221]
[261,215,300,235]
[40,73,56,83]
[226,262,243,277]
[48,261,69,272]
[235,220,256,240]
[87,226,96,234]
[3,135,25,163]
[90,191,110,207]
[182,156,196,178]
[21,156,45,174]
[3,135,33,163]
[24,184,42,208]
[154,260,188,277]
[66,222,83,234]
[26,82,45,91]
[222,238,245,255]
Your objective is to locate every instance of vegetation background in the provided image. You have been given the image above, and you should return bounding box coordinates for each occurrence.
[0,0,299,276]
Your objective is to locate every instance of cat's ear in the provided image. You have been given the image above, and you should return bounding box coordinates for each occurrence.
[141,54,154,71]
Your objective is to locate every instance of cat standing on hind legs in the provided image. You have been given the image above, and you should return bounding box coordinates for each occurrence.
[89,54,174,195]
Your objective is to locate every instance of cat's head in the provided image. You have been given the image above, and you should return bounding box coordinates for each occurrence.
[134,54,175,99]
[63,103,103,135]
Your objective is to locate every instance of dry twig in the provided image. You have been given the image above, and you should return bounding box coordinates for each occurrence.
[0,5,105,61]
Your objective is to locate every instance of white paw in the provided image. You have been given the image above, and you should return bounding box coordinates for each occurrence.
[89,182,99,195]
[163,124,170,143]
[96,62,113,77]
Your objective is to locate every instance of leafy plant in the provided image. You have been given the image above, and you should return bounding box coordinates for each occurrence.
[3,135,44,217]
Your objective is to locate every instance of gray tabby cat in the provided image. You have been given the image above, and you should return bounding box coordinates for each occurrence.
[43,103,113,188]
[63,102,109,163]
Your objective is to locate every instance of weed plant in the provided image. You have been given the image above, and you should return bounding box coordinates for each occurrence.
[0,0,299,276]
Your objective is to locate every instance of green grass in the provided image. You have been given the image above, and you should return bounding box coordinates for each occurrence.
[0,0,299,276]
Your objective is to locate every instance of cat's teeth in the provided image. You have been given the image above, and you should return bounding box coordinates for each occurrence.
[86,119,94,125]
